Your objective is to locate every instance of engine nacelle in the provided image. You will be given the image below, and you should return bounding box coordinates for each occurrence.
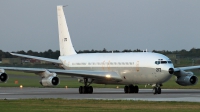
[40,76,59,87]
[175,71,198,86]
[0,72,8,83]
[36,70,59,87]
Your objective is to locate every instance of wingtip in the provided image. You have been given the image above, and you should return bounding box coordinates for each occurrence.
[10,52,15,55]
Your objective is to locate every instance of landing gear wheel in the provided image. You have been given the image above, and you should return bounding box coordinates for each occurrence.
[157,87,161,94]
[128,85,134,93]
[79,78,94,94]
[153,87,162,94]
[79,86,83,94]
[124,85,139,93]
[153,87,158,94]
[88,86,93,94]
[124,86,128,93]
[82,86,87,94]
[135,86,139,93]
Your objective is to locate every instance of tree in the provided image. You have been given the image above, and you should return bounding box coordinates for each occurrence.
[102,48,107,53]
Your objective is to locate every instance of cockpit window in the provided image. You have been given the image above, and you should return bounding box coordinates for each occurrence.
[155,61,157,64]
[168,61,172,64]
[156,60,172,64]
[161,61,167,64]
[155,61,160,65]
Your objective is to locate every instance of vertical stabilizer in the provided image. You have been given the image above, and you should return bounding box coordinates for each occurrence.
[57,6,77,56]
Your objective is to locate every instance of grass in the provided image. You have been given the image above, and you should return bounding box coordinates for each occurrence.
[0,99,200,112]
[1,70,200,89]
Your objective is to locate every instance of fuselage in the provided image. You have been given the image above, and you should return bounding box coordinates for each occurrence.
[59,52,174,85]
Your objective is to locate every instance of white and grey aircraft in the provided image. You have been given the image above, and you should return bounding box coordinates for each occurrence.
[0,6,199,94]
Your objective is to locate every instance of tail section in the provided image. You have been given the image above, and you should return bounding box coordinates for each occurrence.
[57,6,77,56]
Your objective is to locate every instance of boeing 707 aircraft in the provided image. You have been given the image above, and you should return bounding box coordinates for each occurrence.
[0,6,200,94]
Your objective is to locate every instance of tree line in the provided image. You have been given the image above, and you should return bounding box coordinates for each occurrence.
[0,48,200,61]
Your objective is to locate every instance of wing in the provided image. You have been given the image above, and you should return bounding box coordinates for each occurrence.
[0,67,122,82]
[174,66,200,72]
[3,53,122,83]
[48,69,122,82]
[10,53,62,64]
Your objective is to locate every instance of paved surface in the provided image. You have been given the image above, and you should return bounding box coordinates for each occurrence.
[0,88,200,102]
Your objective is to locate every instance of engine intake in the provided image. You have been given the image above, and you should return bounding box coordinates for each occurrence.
[0,73,8,83]
[169,68,174,74]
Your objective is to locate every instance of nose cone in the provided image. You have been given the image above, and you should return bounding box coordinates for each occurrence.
[169,68,174,74]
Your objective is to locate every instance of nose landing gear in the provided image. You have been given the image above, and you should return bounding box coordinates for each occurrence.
[152,84,162,94]
[153,87,161,94]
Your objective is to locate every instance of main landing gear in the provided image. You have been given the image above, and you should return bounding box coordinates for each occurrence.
[124,85,139,93]
[153,85,162,94]
[79,78,93,94]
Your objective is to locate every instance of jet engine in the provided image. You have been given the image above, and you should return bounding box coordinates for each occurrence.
[175,71,198,86]
[37,70,60,87]
[40,76,59,87]
[0,72,8,83]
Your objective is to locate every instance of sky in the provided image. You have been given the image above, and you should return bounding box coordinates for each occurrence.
[0,0,200,52]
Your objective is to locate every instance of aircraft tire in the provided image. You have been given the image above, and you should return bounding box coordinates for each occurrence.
[135,86,139,93]
[79,86,83,94]
[88,86,93,94]
[157,87,161,94]
[153,87,158,94]
[83,86,87,94]
[128,85,134,93]
[124,86,128,93]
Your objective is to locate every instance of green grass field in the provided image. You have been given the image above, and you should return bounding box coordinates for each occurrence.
[2,70,200,89]
[0,99,200,112]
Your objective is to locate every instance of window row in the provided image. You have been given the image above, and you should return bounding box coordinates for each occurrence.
[71,62,134,65]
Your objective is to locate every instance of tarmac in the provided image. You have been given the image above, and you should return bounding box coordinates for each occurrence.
[0,87,200,102]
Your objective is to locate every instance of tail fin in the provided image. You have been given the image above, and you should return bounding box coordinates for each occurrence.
[57,6,77,56]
